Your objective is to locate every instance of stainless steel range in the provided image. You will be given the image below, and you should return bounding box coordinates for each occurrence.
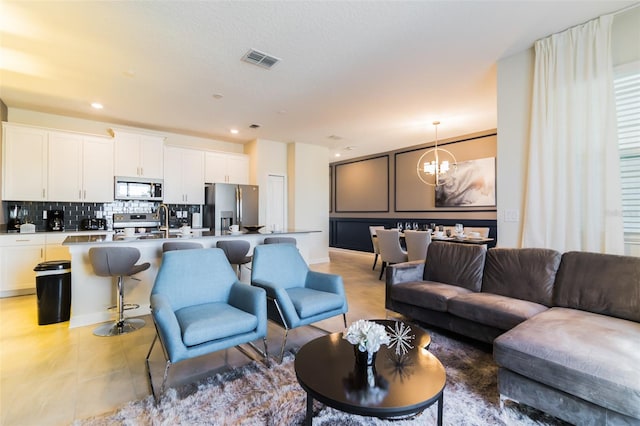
[112,213,161,232]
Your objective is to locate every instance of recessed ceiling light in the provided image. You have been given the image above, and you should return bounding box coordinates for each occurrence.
[249,124,260,129]
[212,93,224,99]
[91,102,103,109]
[334,153,341,157]
[230,129,239,134]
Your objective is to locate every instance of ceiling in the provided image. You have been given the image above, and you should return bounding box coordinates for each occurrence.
[0,1,635,161]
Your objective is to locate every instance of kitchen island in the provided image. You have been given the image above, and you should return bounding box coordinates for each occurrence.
[63,229,318,328]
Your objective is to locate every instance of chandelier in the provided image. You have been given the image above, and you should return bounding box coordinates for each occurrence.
[416,121,457,186]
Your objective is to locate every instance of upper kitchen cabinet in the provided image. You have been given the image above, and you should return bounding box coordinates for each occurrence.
[163,146,204,204]
[205,151,249,184]
[48,131,114,202]
[2,123,48,201]
[112,129,164,179]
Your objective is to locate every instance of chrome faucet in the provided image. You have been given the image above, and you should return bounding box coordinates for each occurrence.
[159,203,169,238]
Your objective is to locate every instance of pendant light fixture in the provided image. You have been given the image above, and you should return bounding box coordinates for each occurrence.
[416,121,457,186]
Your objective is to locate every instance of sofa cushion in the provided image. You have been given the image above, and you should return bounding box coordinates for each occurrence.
[448,292,548,330]
[494,307,640,418]
[553,251,640,322]
[176,302,258,347]
[390,281,472,312]
[482,248,561,306]
[424,242,487,292]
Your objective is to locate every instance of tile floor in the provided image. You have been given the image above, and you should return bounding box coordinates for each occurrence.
[0,249,390,425]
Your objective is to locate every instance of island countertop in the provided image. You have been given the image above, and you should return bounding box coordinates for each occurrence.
[64,229,319,328]
[62,229,318,245]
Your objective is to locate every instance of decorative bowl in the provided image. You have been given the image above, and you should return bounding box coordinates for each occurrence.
[243,225,264,233]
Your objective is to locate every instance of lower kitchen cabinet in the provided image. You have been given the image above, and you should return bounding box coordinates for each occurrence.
[0,234,46,297]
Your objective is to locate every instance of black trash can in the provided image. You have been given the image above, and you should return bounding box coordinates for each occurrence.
[34,260,71,325]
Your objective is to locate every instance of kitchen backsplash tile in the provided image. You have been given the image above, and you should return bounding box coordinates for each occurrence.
[2,201,200,231]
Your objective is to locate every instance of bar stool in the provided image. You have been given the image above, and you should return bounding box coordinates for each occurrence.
[89,247,150,336]
[263,237,297,246]
[216,240,252,278]
[162,241,203,252]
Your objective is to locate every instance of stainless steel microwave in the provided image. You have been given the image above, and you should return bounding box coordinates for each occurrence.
[114,176,163,201]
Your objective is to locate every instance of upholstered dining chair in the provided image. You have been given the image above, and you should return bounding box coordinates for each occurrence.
[369,225,385,270]
[404,230,432,262]
[146,248,267,400]
[250,244,348,362]
[161,241,203,252]
[376,228,408,280]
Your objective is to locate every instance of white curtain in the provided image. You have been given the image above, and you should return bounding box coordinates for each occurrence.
[522,15,624,254]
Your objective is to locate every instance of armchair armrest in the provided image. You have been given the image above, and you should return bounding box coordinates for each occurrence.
[305,270,345,296]
[229,282,266,316]
[251,278,299,326]
[150,294,186,362]
[229,282,267,335]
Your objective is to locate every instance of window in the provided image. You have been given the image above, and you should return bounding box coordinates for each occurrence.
[614,61,640,240]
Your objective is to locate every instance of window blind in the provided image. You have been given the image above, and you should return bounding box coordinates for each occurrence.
[614,63,640,237]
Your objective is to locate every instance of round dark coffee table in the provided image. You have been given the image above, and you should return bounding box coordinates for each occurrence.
[294,320,445,425]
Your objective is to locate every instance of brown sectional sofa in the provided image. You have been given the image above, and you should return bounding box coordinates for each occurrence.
[385,242,640,425]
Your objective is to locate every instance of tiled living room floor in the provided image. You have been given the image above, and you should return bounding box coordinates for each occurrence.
[0,249,390,425]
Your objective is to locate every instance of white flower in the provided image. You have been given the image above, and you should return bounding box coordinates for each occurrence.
[343,320,391,353]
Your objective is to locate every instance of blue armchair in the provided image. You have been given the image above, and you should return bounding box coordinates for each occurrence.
[251,244,348,361]
[145,248,267,400]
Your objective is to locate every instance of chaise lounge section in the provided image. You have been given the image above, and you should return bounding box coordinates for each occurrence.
[385,242,640,425]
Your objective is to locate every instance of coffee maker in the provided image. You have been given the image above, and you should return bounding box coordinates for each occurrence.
[7,204,22,232]
[47,210,65,232]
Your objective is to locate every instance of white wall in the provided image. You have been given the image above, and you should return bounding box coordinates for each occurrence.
[496,48,534,248]
[495,7,640,250]
[288,142,330,263]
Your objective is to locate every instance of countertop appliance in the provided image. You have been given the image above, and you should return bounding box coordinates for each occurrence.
[46,210,64,232]
[80,218,107,231]
[114,176,163,201]
[203,183,259,231]
[7,204,22,232]
[112,213,161,233]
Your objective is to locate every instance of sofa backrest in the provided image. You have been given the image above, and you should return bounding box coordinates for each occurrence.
[424,242,486,292]
[553,251,640,322]
[482,248,561,306]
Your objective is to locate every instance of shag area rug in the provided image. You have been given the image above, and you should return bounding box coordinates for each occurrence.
[77,328,568,426]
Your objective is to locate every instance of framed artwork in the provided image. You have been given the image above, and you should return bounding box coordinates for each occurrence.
[435,157,496,207]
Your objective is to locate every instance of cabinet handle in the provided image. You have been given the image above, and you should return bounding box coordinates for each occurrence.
[41,248,44,258]
[42,188,46,198]
[84,189,87,199]
[16,239,31,242]
[140,167,144,176]
[79,190,82,200]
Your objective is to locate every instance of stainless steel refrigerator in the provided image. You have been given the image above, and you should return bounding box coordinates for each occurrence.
[203,183,259,231]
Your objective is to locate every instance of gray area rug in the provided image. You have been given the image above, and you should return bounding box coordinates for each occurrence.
[76,328,568,425]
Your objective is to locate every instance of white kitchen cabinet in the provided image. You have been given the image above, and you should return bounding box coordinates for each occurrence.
[163,146,204,204]
[205,152,249,184]
[48,132,114,202]
[112,129,164,178]
[0,234,46,297]
[2,123,48,201]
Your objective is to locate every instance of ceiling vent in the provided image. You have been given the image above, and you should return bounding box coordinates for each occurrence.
[242,49,280,69]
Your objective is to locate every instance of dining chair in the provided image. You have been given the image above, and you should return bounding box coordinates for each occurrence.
[369,225,385,270]
[146,248,267,400]
[404,230,432,262]
[250,243,348,362]
[376,228,408,280]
